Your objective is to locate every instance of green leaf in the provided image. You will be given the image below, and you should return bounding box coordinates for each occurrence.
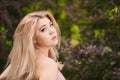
[0,25,5,32]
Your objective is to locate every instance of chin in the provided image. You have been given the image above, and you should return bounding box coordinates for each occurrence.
[53,43,58,47]
[48,40,58,47]
[51,43,58,47]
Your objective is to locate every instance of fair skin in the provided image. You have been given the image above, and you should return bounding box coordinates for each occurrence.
[34,17,58,80]
[35,52,58,80]
[0,17,58,80]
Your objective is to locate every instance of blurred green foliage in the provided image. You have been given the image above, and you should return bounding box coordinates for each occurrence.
[0,0,120,80]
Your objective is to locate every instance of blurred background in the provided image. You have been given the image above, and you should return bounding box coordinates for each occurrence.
[0,0,120,80]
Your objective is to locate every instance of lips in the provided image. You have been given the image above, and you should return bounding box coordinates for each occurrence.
[52,36,57,40]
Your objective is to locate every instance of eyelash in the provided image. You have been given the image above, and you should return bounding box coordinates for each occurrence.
[40,23,53,32]
[41,28,46,32]
[50,23,53,27]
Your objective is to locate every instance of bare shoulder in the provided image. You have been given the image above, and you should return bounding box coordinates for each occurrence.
[36,56,57,68]
[35,56,58,80]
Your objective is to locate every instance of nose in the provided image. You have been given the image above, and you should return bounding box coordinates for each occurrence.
[49,27,54,35]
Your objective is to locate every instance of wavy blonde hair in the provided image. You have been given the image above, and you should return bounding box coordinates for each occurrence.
[6,11,61,80]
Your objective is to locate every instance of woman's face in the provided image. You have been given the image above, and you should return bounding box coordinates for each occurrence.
[34,17,58,48]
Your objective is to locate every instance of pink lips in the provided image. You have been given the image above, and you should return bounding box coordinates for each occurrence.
[52,36,57,40]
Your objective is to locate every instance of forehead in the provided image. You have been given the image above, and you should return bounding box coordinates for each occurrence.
[38,17,51,26]
[34,17,53,31]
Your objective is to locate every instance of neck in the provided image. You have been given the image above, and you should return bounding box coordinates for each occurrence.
[36,46,50,57]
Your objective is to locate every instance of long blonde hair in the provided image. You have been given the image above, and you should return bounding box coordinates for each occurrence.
[6,11,61,80]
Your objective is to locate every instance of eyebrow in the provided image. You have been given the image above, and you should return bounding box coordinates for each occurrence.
[39,21,52,30]
[39,25,46,30]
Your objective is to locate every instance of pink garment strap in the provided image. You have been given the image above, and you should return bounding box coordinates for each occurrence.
[57,70,65,80]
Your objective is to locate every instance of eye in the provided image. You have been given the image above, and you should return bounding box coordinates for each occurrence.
[50,22,53,28]
[40,28,47,32]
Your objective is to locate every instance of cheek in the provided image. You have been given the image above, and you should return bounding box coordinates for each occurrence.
[36,33,49,45]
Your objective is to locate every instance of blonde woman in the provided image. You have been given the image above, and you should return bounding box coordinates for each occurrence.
[0,11,65,80]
